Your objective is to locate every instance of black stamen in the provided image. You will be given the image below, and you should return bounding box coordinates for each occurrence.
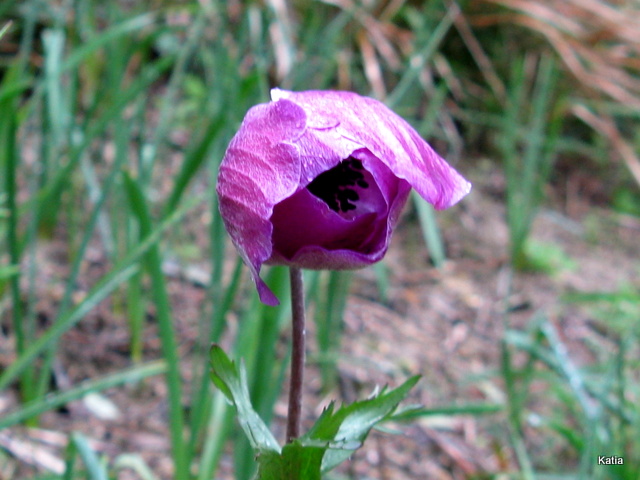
[307,158,369,213]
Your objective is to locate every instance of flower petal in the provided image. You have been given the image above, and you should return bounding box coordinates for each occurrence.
[271,88,471,209]
[269,175,388,267]
[217,99,309,306]
[219,90,471,305]
[269,190,389,269]
[352,148,413,232]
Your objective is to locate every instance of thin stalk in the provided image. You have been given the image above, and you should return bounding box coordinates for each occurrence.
[286,266,306,443]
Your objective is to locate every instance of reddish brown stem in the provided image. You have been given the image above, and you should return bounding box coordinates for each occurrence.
[286,267,306,443]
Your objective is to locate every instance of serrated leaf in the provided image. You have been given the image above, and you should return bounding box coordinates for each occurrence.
[302,375,420,472]
[256,441,323,480]
[209,345,280,453]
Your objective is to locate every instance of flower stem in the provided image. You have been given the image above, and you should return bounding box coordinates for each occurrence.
[286,267,306,443]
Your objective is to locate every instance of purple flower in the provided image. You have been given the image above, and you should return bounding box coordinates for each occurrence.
[217,89,471,306]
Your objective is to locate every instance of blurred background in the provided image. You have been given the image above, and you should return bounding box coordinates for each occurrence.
[0,0,639,479]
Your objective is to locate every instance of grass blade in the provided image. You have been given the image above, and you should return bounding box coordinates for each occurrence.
[413,191,446,268]
[0,362,166,429]
[0,193,202,391]
[122,171,188,479]
[0,72,35,402]
[70,433,108,480]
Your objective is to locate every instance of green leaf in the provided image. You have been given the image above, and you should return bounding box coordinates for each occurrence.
[113,454,159,480]
[0,21,11,40]
[413,191,446,268]
[390,401,503,421]
[70,432,108,480]
[163,114,223,216]
[209,350,419,477]
[0,361,166,429]
[0,264,19,280]
[209,345,280,453]
[303,375,420,472]
[256,442,323,480]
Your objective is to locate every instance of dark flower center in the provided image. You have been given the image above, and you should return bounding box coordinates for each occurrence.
[307,158,369,213]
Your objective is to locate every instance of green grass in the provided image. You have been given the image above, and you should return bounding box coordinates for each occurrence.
[499,55,562,271]
[502,311,640,478]
[1,0,639,478]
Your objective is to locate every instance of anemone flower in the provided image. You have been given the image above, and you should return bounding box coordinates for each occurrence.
[217,88,471,306]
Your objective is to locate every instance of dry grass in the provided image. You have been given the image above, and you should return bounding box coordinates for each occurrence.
[473,0,640,106]
[470,0,640,184]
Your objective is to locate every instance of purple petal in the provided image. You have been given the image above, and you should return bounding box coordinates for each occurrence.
[352,149,413,232]
[218,89,471,306]
[217,99,309,306]
[271,88,471,209]
[269,175,387,269]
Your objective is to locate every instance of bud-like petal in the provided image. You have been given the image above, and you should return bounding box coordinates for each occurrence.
[217,89,471,305]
